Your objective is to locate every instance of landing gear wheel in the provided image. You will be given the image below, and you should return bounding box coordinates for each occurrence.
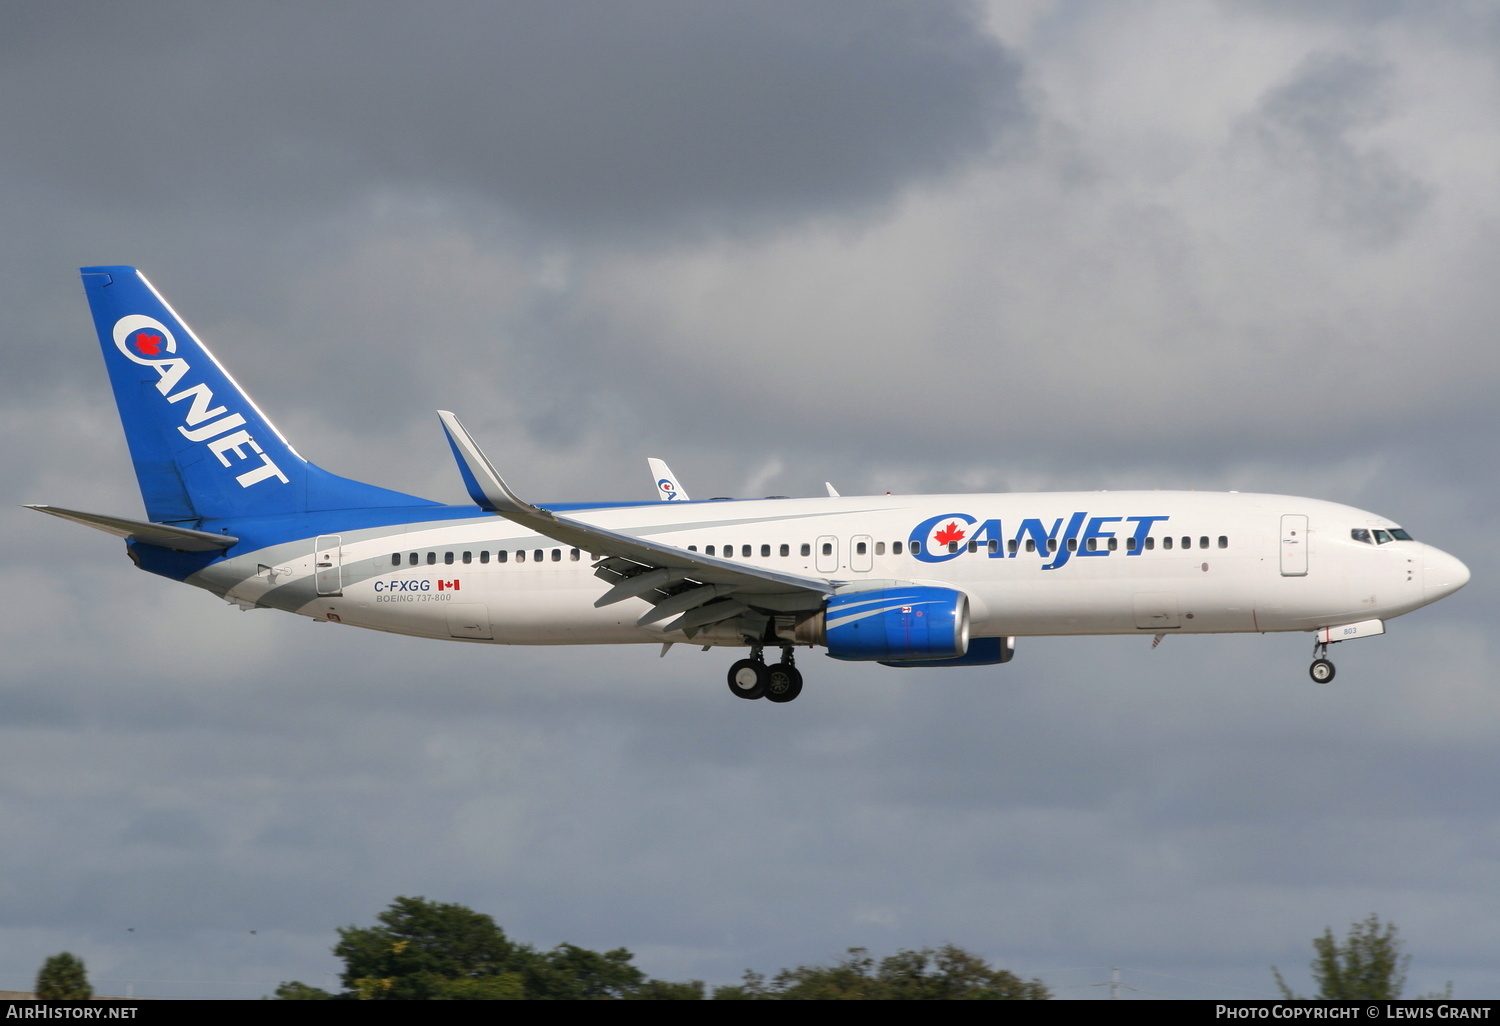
[764,663,803,703]
[1309,658,1335,684]
[727,658,768,700]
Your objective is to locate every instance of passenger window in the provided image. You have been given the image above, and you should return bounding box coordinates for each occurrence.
[893,541,903,555]
[391,553,400,566]
[801,543,811,556]
[723,545,734,558]
[1008,540,1017,555]
[1086,538,1097,551]
[742,545,752,558]
[1048,539,1058,553]
[550,549,560,561]
[1181,537,1190,549]
[570,548,580,561]
[911,541,923,555]
[857,541,868,555]
[822,542,832,556]
[409,552,418,566]
[1199,536,1209,549]
[1164,537,1173,550]
[1146,537,1155,550]
[1067,539,1077,552]
[462,551,472,564]
[760,544,770,557]
[705,545,715,556]
[876,542,886,555]
[517,550,526,563]
[988,540,999,554]
[497,550,508,563]
[427,552,436,565]
[530,549,540,562]
[948,541,959,553]
[1218,536,1228,549]
[444,552,454,565]
[1026,540,1036,553]
[780,544,790,556]
[688,545,698,552]
[1108,538,1117,551]
[967,540,977,553]
[1127,537,1138,552]
[480,551,490,564]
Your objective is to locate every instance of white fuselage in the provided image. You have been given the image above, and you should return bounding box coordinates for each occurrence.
[190,491,1468,649]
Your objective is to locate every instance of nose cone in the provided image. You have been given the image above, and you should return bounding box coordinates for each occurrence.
[1423,545,1471,602]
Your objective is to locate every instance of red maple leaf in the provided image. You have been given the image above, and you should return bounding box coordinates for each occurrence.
[133,332,164,356]
[934,521,967,546]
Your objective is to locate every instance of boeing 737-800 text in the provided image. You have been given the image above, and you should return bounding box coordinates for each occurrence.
[28,267,1470,702]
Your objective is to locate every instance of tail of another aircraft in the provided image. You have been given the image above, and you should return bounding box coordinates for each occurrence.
[80,266,436,524]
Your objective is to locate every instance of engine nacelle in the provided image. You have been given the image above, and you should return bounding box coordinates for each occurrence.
[881,636,1015,668]
[798,586,971,662]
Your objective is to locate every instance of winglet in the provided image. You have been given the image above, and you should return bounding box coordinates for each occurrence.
[825,482,841,497]
[647,458,690,501]
[436,411,544,517]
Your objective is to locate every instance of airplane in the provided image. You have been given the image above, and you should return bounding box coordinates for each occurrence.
[28,266,1471,703]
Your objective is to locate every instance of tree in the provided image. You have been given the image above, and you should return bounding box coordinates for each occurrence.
[271,980,334,1000]
[334,896,526,1000]
[1274,914,1409,1000]
[35,952,91,1000]
[325,896,697,1000]
[713,946,1050,1000]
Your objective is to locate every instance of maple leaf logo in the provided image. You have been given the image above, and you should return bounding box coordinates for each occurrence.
[133,332,164,356]
[934,521,967,546]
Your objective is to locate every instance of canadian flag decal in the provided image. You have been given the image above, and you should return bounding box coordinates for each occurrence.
[438,580,461,591]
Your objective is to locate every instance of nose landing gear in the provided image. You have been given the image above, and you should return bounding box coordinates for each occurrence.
[726,646,804,702]
[1309,641,1335,683]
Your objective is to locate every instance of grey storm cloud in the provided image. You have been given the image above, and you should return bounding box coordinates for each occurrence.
[1248,50,1429,246]
[1,1,1023,239]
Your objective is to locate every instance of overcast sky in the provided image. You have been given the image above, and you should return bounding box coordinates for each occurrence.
[5,0,1499,999]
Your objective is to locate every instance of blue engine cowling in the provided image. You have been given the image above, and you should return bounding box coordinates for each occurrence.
[819,587,971,662]
[880,636,1015,668]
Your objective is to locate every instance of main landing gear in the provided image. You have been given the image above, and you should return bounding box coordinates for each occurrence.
[1309,640,1336,684]
[726,646,804,703]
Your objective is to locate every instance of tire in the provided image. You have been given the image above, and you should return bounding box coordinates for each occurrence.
[727,658,768,700]
[764,663,804,703]
[1309,658,1335,684]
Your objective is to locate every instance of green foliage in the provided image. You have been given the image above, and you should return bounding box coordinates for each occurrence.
[712,945,1050,1000]
[334,896,524,1000]
[271,980,334,1000]
[35,952,92,1001]
[1273,914,1411,1000]
[630,979,707,1000]
[330,895,695,1000]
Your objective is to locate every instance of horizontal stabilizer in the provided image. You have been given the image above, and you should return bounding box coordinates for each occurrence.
[26,505,238,551]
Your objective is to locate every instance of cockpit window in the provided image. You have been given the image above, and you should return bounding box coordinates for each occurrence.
[1374,529,1394,545]
[1390,528,1413,541]
[1351,528,1372,544]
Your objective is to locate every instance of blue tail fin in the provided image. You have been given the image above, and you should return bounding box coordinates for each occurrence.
[81,266,438,523]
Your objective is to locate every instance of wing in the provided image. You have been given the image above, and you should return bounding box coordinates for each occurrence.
[437,411,831,635]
